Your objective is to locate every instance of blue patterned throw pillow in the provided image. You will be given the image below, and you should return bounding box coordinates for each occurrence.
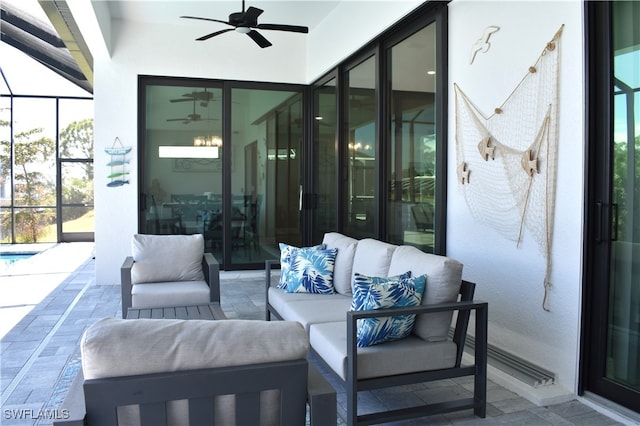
[285,247,338,294]
[351,272,427,347]
[278,243,325,289]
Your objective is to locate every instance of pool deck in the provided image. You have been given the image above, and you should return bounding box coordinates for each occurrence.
[0,243,637,425]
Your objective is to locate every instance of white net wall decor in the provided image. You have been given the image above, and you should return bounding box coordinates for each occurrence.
[454,25,564,311]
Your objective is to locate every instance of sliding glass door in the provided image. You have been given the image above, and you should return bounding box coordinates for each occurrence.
[229,87,302,266]
[386,22,438,253]
[584,1,640,412]
[139,78,303,269]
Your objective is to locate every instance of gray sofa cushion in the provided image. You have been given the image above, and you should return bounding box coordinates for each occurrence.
[309,321,457,380]
[130,233,205,284]
[388,245,463,341]
[322,232,359,295]
[278,297,352,333]
[350,238,397,286]
[131,280,210,308]
[268,286,347,318]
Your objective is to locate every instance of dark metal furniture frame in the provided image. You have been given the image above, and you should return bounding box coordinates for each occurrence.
[335,280,487,425]
[120,252,220,318]
[56,360,309,426]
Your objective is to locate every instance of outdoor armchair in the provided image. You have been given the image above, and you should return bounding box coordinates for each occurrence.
[54,318,311,426]
[120,233,219,318]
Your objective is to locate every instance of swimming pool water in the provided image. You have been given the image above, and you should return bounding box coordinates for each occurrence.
[0,252,36,267]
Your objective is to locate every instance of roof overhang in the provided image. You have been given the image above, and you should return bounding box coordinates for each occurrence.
[0,0,93,93]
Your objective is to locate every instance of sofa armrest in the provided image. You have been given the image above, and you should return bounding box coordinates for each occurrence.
[52,370,86,426]
[203,252,220,303]
[345,299,488,384]
[120,256,135,318]
[265,259,280,320]
[265,259,280,285]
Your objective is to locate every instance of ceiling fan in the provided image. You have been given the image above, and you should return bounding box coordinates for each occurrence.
[181,0,309,48]
[170,89,215,107]
[167,98,218,125]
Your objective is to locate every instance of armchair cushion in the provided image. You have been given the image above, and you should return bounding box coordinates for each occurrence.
[351,272,426,347]
[81,317,309,380]
[81,317,310,426]
[131,280,210,308]
[130,234,204,284]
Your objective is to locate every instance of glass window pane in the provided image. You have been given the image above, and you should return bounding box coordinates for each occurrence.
[387,23,437,252]
[231,88,302,266]
[61,206,93,234]
[59,99,94,159]
[344,56,376,239]
[62,162,94,205]
[143,85,223,260]
[313,78,337,242]
[1,96,11,213]
[12,98,56,209]
[14,207,56,243]
[607,1,640,391]
[0,208,11,243]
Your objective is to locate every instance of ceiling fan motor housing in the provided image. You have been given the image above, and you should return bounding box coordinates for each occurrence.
[230,11,257,27]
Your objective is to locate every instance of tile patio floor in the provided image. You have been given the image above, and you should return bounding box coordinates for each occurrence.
[0,243,635,425]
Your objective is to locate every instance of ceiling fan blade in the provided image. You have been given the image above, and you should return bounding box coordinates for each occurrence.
[256,23,309,33]
[181,16,231,26]
[167,118,186,122]
[170,98,193,103]
[247,30,272,48]
[244,6,264,22]
[197,28,233,41]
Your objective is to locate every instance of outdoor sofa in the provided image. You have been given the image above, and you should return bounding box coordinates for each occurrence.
[265,232,488,425]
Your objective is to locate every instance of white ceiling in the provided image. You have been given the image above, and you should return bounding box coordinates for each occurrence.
[106,0,341,31]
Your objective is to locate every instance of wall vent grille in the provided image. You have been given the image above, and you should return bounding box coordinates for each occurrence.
[459,332,557,388]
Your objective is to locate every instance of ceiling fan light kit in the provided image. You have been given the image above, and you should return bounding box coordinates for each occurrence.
[181,0,309,48]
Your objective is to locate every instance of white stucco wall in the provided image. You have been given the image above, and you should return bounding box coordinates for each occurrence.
[92,0,587,405]
[447,0,584,402]
[305,0,422,80]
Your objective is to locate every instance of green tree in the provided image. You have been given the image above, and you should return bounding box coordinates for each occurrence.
[612,135,640,242]
[59,118,94,221]
[60,118,94,176]
[0,128,56,242]
[0,115,10,242]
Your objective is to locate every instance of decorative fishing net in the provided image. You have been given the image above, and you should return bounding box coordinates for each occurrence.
[454,25,564,311]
